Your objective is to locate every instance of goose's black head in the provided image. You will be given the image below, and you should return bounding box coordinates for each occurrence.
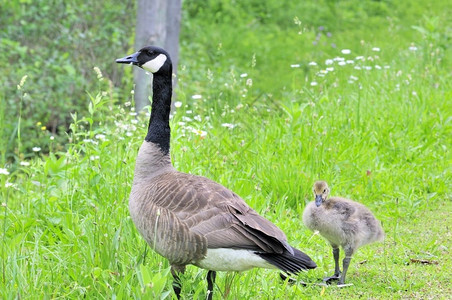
[116,46,172,74]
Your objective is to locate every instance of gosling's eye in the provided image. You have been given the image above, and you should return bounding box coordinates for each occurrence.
[323,189,326,193]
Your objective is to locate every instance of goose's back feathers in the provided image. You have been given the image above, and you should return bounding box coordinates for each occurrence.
[303,197,384,250]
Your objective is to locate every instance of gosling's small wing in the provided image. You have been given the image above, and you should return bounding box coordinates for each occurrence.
[326,197,358,221]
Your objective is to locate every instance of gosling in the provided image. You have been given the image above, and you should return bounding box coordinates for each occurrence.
[303,181,384,285]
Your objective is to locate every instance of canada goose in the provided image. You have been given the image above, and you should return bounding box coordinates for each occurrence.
[116,46,316,299]
[302,181,384,285]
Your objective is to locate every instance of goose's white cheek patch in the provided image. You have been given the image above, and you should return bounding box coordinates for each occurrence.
[142,54,167,73]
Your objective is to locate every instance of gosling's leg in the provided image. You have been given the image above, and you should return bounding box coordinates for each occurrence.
[323,247,341,283]
[206,270,216,300]
[338,247,354,285]
[171,265,186,299]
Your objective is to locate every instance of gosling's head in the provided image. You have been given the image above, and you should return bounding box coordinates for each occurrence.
[116,46,172,74]
[313,181,330,207]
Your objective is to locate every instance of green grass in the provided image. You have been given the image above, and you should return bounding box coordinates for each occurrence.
[1,0,451,299]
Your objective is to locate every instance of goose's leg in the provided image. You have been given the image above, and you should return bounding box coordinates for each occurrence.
[171,265,186,299]
[323,247,341,283]
[206,270,216,300]
[338,247,354,285]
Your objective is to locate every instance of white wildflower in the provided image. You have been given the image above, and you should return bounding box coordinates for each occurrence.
[354,66,362,70]
[32,147,41,152]
[192,128,207,137]
[308,62,318,66]
[221,123,235,129]
[20,161,30,166]
[290,64,300,68]
[246,78,253,87]
[310,82,318,86]
[0,168,10,175]
[325,59,334,65]
[372,47,380,52]
[194,115,202,122]
[191,95,202,99]
[174,101,182,108]
[355,56,365,60]
[240,73,248,78]
[375,65,382,70]
[409,46,418,51]
[338,61,346,66]
[293,16,302,26]
[341,49,351,54]
[326,67,334,72]
[95,134,106,140]
[124,101,131,107]
[346,60,354,64]
[50,136,55,140]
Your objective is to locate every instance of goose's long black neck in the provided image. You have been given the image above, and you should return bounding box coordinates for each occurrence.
[145,72,172,155]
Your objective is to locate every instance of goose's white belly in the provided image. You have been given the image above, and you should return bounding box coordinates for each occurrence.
[195,248,276,271]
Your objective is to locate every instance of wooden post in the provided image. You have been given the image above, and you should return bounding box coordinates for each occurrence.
[133,0,181,111]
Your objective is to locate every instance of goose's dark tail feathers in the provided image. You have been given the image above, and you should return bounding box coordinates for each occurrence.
[256,246,316,274]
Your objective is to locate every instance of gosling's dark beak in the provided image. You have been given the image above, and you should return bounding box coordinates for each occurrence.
[315,195,323,207]
[116,52,139,65]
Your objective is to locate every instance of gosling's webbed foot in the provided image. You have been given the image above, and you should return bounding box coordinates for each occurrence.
[323,273,341,284]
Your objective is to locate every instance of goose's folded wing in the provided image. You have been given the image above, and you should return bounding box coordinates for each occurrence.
[152,172,290,254]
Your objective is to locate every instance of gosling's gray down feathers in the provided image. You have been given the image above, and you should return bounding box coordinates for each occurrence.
[303,198,384,251]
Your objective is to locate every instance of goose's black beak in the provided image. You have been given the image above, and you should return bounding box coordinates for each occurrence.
[116,52,139,65]
[315,195,323,207]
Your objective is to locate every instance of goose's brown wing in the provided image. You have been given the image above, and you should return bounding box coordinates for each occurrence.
[153,172,290,254]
